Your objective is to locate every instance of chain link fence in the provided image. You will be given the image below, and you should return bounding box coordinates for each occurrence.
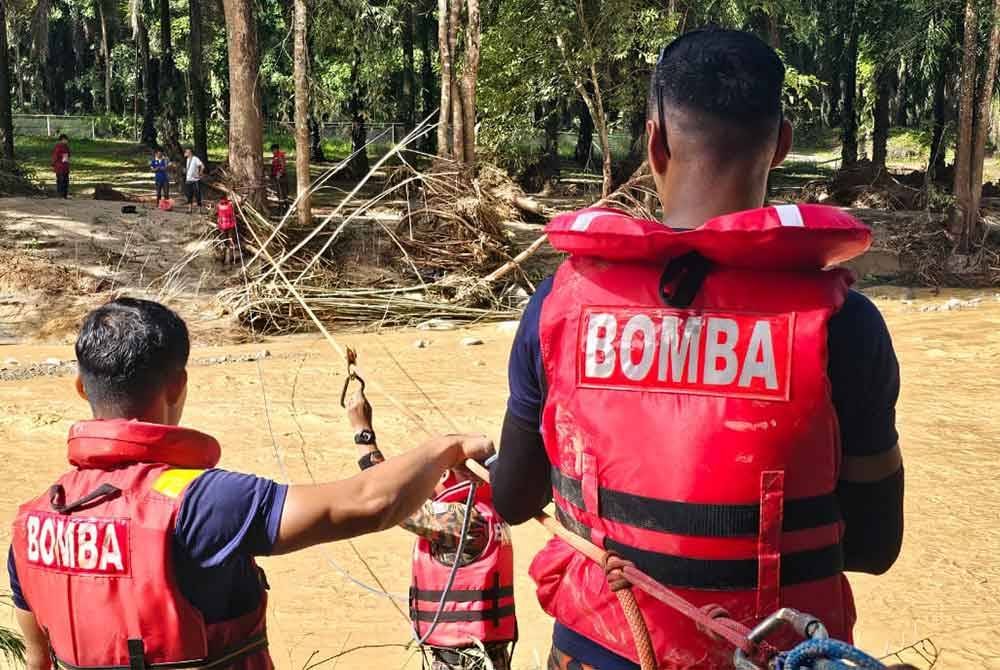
[13,114,98,139]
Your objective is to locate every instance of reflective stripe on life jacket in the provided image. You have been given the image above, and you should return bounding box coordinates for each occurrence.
[410,482,517,648]
[530,205,868,669]
[11,420,272,670]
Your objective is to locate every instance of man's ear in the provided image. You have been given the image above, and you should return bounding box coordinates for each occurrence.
[770,118,793,168]
[646,119,669,176]
[75,375,88,401]
[165,368,188,405]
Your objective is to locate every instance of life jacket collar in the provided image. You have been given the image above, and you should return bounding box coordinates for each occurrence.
[545,204,872,271]
[67,419,221,470]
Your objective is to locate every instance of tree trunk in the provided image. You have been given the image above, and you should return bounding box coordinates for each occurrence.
[98,0,112,114]
[137,17,158,147]
[451,79,465,164]
[0,0,14,160]
[420,3,435,149]
[189,0,208,162]
[436,0,452,158]
[13,37,24,109]
[928,53,949,181]
[872,64,892,171]
[347,41,368,178]
[293,0,311,226]
[309,116,326,161]
[575,101,593,166]
[841,0,859,167]
[402,1,416,132]
[952,0,980,244]
[156,0,182,158]
[459,0,479,166]
[967,0,1000,245]
[222,0,265,208]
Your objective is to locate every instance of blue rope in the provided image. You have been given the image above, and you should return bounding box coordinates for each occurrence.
[778,639,887,670]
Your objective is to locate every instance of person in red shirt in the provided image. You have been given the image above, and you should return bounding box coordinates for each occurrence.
[51,134,70,198]
[216,195,239,266]
[270,143,289,207]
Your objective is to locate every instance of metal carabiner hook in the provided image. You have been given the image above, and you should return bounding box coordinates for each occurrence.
[339,347,366,408]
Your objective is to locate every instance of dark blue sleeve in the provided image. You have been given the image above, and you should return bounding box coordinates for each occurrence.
[506,276,553,425]
[827,290,901,457]
[174,469,288,567]
[7,547,28,610]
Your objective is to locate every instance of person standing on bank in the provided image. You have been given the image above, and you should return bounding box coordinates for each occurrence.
[184,147,204,212]
[491,29,904,670]
[151,149,170,203]
[7,298,494,670]
[51,134,70,198]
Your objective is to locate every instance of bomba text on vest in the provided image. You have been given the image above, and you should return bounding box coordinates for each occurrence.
[578,307,793,401]
[24,511,131,576]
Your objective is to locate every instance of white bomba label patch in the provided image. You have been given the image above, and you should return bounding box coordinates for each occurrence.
[578,307,793,400]
[24,511,131,576]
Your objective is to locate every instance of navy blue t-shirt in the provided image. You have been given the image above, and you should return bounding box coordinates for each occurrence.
[8,469,287,624]
[506,276,901,669]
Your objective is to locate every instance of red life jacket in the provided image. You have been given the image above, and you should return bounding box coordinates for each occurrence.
[217,200,236,231]
[410,482,517,648]
[11,419,272,670]
[529,204,872,669]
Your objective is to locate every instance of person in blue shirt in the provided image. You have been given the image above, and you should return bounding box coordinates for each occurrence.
[151,149,170,203]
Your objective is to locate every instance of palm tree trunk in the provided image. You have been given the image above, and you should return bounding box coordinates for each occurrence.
[293,0,311,226]
[0,0,14,159]
[98,0,112,114]
[841,0,859,167]
[189,0,208,162]
[459,0,479,166]
[222,0,265,208]
[436,0,452,158]
[872,64,892,171]
[137,17,158,147]
[967,0,1000,245]
[402,1,416,132]
[952,0,980,244]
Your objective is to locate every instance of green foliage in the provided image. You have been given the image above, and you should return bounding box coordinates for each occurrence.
[1,594,26,666]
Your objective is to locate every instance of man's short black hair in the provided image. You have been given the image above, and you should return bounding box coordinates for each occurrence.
[648,28,785,156]
[75,298,190,417]
[271,143,280,151]
[58,134,68,141]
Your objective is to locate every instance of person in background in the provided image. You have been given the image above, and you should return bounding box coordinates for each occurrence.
[7,298,494,670]
[52,134,70,199]
[151,149,170,204]
[184,147,205,213]
[270,143,289,208]
[347,387,516,670]
[216,195,240,266]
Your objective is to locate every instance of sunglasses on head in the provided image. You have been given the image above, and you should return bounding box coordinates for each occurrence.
[653,37,784,160]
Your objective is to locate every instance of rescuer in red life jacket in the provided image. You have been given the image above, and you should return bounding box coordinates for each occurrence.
[346,388,517,670]
[7,297,494,670]
[490,29,904,670]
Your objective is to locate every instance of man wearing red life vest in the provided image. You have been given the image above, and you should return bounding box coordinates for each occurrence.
[7,297,494,670]
[491,29,904,670]
[346,388,517,670]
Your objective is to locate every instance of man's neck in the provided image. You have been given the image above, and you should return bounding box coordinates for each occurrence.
[659,166,767,230]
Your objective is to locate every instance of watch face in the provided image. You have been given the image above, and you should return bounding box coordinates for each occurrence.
[356,430,376,445]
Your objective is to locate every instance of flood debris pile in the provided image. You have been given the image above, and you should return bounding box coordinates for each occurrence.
[219,159,553,333]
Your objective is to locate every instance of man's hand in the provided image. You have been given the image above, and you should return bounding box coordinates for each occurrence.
[273,433,494,554]
[346,388,373,431]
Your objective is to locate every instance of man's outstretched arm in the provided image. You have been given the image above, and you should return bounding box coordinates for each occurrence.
[15,609,50,670]
[272,434,493,554]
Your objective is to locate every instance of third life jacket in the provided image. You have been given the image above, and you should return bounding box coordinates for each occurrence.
[410,481,517,648]
[529,204,872,669]
[11,419,272,670]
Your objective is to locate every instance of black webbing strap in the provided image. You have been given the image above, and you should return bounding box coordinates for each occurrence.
[410,605,516,624]
[659,251,712,308]
[553,506,844,591]
[409,584,514,604]
[127,640,146,670]
[52,633,268,670]
[551,467,840,537]
[49,484,122,515]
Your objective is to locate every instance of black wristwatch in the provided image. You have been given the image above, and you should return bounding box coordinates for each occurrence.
[354,429,377,446]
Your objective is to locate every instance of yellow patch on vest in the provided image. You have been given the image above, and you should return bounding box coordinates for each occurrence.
[152,469,206,498]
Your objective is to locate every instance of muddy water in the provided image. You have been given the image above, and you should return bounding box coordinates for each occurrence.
[0,289,997,669]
